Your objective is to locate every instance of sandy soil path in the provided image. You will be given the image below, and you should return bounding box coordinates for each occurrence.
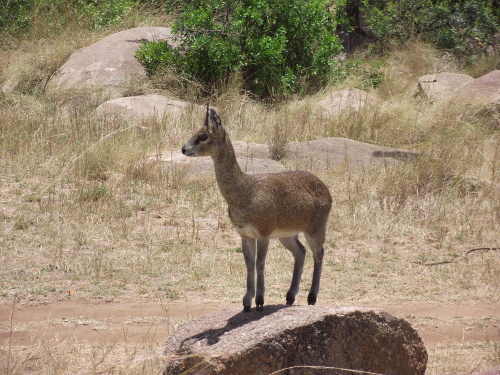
[1,300,498,347]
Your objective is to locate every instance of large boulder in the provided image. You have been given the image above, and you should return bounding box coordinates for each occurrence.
[153,141,286,176]
[316,88,379,119]
[45,27,175,98]
[156,137,418,176]
[415,72,474,102]
[470,365,500,375]
[95,95,199,123]
[287,137,418,172]
[453,70,500,109]
[163,305,428,375]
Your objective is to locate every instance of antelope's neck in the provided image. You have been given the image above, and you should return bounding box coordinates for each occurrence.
[212,138,254,207]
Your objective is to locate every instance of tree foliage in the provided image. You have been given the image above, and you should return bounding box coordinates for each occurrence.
[3,0,496,98]
[137,0,343,98]
[358,0,499,54]
[0,0,138,35]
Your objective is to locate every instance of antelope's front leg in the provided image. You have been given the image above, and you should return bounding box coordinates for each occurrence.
[255,238,269,311]
[241,236,256,312]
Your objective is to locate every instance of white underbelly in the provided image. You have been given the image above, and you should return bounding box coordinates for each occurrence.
[235,224,299,239]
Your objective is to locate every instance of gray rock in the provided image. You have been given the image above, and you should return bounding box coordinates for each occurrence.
[164,305,428,375]
[153,141,286,176]
[95,95,197,123]
[232,141,270,160]
[415,72,474,102]
[287,137,419,172]
[155,138,418,177]
[470,365,500,375]
[316,88,379,119]
[1,79,17,95]
[45,27,175,98]
[453,70,500,109]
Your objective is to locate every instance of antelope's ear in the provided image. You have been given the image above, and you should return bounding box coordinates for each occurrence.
[204,103,210,128]
[206,108,225,134]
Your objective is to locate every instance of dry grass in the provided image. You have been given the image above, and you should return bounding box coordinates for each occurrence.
[5,338,164,375]
[0,28,499,375]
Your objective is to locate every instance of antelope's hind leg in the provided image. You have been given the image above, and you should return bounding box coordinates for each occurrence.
[279,236,306,306]
[305,231,326,305]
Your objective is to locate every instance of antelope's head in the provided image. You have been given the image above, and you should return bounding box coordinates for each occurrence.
[181,105,226,157]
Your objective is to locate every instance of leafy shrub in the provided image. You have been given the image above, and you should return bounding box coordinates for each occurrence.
[136,0,343,98]
[135,40,172,75]
[78,0,137,29]
[0,0,32,34]
[0,0,137,35]
[359,0,499,55]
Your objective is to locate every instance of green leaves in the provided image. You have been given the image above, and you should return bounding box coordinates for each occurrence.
[136,0,343,98]
[135,41,173,76]
[0,0,136,35]
[360,0,499,55]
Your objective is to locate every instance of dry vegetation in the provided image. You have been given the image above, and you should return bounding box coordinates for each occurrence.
[0,17,499,375]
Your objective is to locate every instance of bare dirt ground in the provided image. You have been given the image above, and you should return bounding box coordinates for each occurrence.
[1,299,498,371]
[1,300,498,346]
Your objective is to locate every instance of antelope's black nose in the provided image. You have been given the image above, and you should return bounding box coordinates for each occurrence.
[181,146,187,154]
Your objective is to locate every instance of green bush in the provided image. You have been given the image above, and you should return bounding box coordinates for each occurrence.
[135,40,172,75]
[359,0,499,55]
[78,0,137,29]
[0,0,33,34]
[136,0,343,98]
[0,0,138,35]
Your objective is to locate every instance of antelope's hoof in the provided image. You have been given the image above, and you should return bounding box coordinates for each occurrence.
[256,304,264,311]
[307,293,317,305]
[255,295,264,309]
[286,292,295,306]
[243,304,251,312]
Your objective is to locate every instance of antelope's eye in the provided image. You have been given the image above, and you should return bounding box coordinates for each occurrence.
[198,133,209,142]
